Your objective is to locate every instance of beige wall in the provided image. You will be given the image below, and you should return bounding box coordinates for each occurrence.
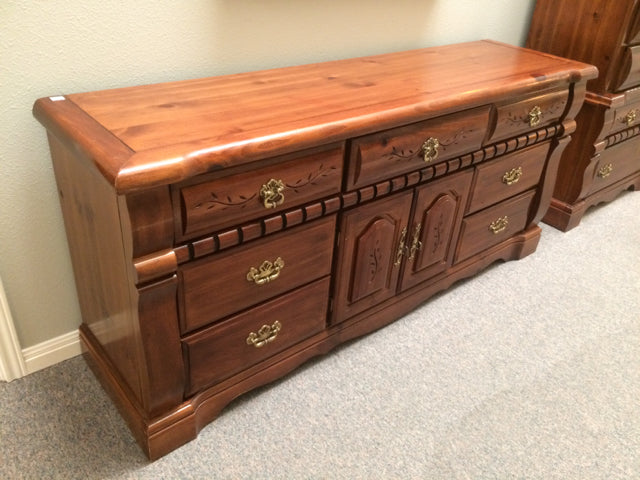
[0,0,536,349]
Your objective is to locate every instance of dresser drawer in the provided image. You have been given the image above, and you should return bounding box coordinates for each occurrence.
[176,144,343,239]
[589,136,640,195]
[615,45,640,92]
[489,89,569,143]
[455,190,536,263]
[183,277,330,395]
[607,95,640,138]
[179,215,336,333]
[467,142,549,214]
[346,106,491,190]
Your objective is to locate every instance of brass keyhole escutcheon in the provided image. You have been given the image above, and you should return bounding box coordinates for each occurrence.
[422,137,440,163]
[528,106,542,127]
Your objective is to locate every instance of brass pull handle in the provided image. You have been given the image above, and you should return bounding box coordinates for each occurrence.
[422,137,440,163]
[408,223,422,260]
[246,257,285,285]
[502,166,523,186]
[394,227,408,266]
[246,321,282,348]
[528,105,542,127]
[259,179,285,209]
[489,216,509,235]
[597,163,613,179]
[624,110,637,126]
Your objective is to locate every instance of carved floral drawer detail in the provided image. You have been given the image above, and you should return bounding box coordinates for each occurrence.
[33,40,596,460]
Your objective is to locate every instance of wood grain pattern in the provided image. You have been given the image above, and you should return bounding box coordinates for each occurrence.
[34,41,597,459]
[35,40,596,193]
[527,0,638,93]
[528,1,640,230]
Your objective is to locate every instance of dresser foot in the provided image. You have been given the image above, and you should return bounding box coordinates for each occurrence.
[544,174,640,231]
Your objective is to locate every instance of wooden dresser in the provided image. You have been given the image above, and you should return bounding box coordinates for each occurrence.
[527,0,640,230]
[33,40,596,459]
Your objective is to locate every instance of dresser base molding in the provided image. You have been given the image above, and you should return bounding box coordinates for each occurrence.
[34,41,595,459]
[81,226,540,460]
[544,173,640,231]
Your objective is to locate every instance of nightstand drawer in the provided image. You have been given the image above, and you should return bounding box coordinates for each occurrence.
[176,144,343,239]
[589,136,640,194]
[346,106,491,190]
[183,277,330,395]
[607,93,640,137]
[179,215,336,333]
[456,190,535,263]
[467,142,549,214]
[489,89,569,143]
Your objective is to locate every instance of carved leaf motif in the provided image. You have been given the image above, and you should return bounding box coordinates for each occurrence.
[194,192,256,211]
[388,129,468,162]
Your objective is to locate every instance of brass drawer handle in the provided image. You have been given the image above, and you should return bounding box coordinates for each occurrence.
[502,166,523,186]
[624,110,637,126]
[489,216,509,235]
[408,223,423,260]
[528,105,542,127]
[246,257,285,285]
[394,227,408,266]
[422,137,440,163]
[259,179,285,209]
[597,163,613,179]
[246,321,282,348]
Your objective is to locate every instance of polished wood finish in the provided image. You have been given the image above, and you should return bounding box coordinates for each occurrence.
[528,0,640,230]
[33,41,595,459]
[184,277,330,395]
[176,143,343,240]
[179,215,336,332]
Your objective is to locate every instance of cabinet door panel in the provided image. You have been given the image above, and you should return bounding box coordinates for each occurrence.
[331,191,413,324]
[401,170,473,290]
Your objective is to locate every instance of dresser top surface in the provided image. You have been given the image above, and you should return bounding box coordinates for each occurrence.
[33,40,597,193]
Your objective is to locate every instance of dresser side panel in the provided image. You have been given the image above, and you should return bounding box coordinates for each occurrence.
[47,133,145,405]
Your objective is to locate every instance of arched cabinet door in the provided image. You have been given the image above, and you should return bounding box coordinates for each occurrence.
[331,191,413,324]
[400,170,473,291]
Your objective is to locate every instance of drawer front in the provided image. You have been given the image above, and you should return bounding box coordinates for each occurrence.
[608,98,640,137]
[455,190,536,263]
[615,45,640,92]
[346,106,491,190]
[466,142,549,214]
[589,136,640,195]
[177,144,343,238]
[489,89,569,143]
[179,215,336,333]
[184,277,330,395]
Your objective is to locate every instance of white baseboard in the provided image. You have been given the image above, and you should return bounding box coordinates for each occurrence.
[0,276,27,382]
[22,329,81,375]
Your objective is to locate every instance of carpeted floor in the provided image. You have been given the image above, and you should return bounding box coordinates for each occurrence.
[2,191,639,479]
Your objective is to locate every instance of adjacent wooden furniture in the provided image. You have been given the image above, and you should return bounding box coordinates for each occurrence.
[33,40,596,459]
[528,0,640,230]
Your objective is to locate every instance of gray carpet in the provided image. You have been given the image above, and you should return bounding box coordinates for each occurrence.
[2,191,639,479]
